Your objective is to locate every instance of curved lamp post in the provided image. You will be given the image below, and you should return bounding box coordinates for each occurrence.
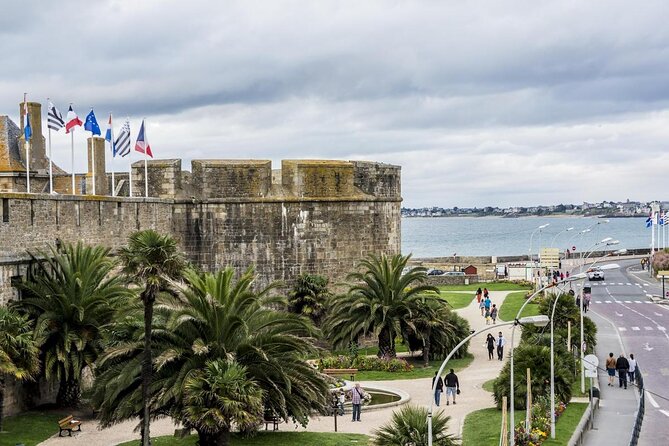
[426,316,549,446]
[550,227,574,248]
[529,223,550,287]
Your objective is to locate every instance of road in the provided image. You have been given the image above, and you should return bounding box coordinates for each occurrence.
[582,259,669,446]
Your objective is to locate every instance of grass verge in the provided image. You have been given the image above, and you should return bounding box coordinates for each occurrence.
[1,410,68,446]
[116,432,370,446]
[461,403,588,446]
[439,291,475,309]
[438,282,532,292]
[355,353,474,381]
[482,378,495,393]
[498,291,539,322]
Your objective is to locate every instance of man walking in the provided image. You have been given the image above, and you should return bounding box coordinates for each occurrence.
[616,354,630,389]
[444,369,460,405]
[628,354,637,384]
[432,371,444,406]
[349,383,365,421]
[496,332,506,361]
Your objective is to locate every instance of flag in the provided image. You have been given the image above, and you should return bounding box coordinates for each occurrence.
[646,214,653,228]
[47,102,65,131]
[105,114,113,142]
[660,212,666,226]
[23,101,32,141]
[65,106,83,133]
[84,109,101,136]
[114,119,131,157]
[134,119,153,157]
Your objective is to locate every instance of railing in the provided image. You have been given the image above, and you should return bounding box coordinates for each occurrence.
[629,369,645,446]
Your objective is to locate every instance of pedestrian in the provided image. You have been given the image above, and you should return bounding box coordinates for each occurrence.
[605,353,616,386]
[628,354,637,384]
[485,333,495,360]
[583,294,591,313]
[566,271,570,279]
[444,368,460,405]
[490,304,498,324]
[483,287,489,299]
[484,296,492,313]
[485,308,491,325]
[616,354,630,389]
[349,383,365,421]
[337,390,346,415]
[479,299,486,316]
[560,272,564,281]
[432,371,444,406]
[496,331,506,361]
[476,287,483,304]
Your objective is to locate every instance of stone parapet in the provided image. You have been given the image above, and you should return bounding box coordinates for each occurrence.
[191,159,271,198]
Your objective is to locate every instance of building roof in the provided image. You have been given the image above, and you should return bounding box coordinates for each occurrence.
[0,116,26,172]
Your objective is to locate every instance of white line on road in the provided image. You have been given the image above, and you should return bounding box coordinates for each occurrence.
[627,283,632,286]
[618,283,624,285]
[632,327,640,331]
[659,327,667,331]
[595,301,602,304]
[655,312,664,317]
[644,327,654,330]
[660,410,669,418]
[618,327,627,331]
[647,391,660,408]
[605,300,612,303]
[625,300,632,303]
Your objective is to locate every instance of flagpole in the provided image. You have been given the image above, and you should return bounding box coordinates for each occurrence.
[23,95,31,194]
[143,118,148,198]
[70,105,76,194]
[128,117,133,198]
[47,98,54,194]
[110,113,116,197]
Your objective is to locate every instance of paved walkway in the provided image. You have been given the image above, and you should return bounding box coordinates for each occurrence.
[39,291,518,445]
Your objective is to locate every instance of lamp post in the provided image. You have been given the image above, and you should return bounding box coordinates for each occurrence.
[508,275,588,446]
[426,316,550,446]
[551,227,574,248]
[529,223,550,286]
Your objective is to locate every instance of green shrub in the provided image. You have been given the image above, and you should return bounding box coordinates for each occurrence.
[318,355,413,372]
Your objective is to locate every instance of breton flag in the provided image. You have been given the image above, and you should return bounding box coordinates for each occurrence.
[23,101,32,141]
[84,109,101,136]
[114,119,131,157]
[134,119,153,157]
[65,106,83,134]
[47,102,65,131]
[646,213,653,228]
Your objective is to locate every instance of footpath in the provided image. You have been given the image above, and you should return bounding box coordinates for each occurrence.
[581,310,637,446]
[38,291,516,445]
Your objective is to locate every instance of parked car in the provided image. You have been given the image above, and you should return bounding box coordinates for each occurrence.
[427,269,445,276]
[443,271,465,276]
[587,268,604,281]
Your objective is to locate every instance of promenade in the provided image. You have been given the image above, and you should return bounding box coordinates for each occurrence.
[38,291,517,445]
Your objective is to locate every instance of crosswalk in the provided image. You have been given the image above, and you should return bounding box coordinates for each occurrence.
[618,326,666,332]
[592,300,653,304]
[578,282,649,287]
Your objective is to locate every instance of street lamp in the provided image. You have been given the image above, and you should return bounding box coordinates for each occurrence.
[550,227,574,248]
[426,315,550,446]
[580,237,614,268]
[529,223,550,286]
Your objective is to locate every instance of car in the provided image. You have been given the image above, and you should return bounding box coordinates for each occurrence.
[443,271,465,276]
[587,268,604,281]
[427,269,445,276]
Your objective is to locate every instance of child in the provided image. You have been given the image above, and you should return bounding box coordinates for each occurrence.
[479,299,486,316]
[485,308,491,325]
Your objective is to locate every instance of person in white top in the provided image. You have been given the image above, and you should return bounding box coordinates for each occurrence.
[496,332,506,361]
[628,353,637,384]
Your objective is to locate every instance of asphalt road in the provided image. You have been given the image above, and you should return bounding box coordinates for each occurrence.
[583,259,669,446]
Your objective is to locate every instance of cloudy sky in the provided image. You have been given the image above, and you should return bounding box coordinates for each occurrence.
[2,0,669,207]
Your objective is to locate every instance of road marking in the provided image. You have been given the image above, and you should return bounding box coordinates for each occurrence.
[659,327,667,331]
[627,283,632,286]
[624,300,632,303]
[615,311,624,317]
[644,326,654,331]
[655,312,664,317]
[660,410,669,418]
[647,392,660,408]
[605,300,612,303]
[595,301,602,304]
[618,327,627,331]
[632,326,640,331]
[619,282,624,285]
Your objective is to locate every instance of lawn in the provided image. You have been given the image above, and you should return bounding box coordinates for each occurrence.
[482,378,495,393]
[332,343,409,357]
[498,291,539,322]
[116,432,370,446]
[1,410,68,446]
[461,403,587,446]
[437,282,532,292]
[355,353,474,380]
[439,291,475,309]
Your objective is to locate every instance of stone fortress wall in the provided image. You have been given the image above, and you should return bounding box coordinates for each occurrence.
[0,101,402,415]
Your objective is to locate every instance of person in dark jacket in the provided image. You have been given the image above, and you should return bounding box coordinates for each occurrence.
[616,354,630,389]
[432,371,444,406]
[444,369,460,405]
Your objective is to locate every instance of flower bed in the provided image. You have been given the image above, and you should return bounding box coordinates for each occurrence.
[318,355,413,372]
[514,398,568,446]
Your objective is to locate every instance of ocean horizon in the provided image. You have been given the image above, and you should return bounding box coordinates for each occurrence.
[401,215,653,258]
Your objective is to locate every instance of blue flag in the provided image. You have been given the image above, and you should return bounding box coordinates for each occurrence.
[646,216,652,228]
[84,109,101,136]
[24,110,32,140]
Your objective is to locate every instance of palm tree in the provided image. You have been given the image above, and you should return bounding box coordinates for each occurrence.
[326,253,438,358]
[17,242,129,407]
[91,267,328,444]
[288,273,331,325]
[118,230,186,446]
[372,405,459,446]
[0,307,39,432]
[182,359,264,446]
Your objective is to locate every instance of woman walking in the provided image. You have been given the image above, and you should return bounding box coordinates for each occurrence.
[490,304,498,324]
[476,287,483,303]
[485,334,495,360]
[606,352,616,386]
[479,298,486,316]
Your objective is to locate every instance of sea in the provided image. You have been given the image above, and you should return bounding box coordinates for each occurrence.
[401,216,653,258]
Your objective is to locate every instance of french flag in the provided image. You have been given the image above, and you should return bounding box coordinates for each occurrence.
[65,105,83,134]
[134,119,153,158]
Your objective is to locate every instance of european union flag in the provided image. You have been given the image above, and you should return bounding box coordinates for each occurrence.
[84,109,101,136]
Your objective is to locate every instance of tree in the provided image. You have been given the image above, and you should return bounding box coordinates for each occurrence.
[326,253,438,358]
[119,230,186,446]
[17,242,129,407]
[182,359,263,446]
[372,405,459,446]
[91,267,328,444]
[0,307,39,432]
[288,273,331,325]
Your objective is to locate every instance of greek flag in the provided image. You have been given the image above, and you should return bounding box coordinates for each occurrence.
[114,119,131,157]
[47,102,65,131]
[646,215,652,228]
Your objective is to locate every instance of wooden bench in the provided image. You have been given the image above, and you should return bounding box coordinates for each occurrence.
[323,368,358,381]
[58,415,82,437]
[263,413,279,431]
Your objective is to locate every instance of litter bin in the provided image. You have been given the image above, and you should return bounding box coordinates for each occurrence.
[590,387,600,399]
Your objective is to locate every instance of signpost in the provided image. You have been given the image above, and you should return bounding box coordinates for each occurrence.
[657,270,669,300]
[583,354,599,428]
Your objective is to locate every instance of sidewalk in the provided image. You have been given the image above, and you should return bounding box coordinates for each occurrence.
[38,291,516,445]
[582,310,638,446]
